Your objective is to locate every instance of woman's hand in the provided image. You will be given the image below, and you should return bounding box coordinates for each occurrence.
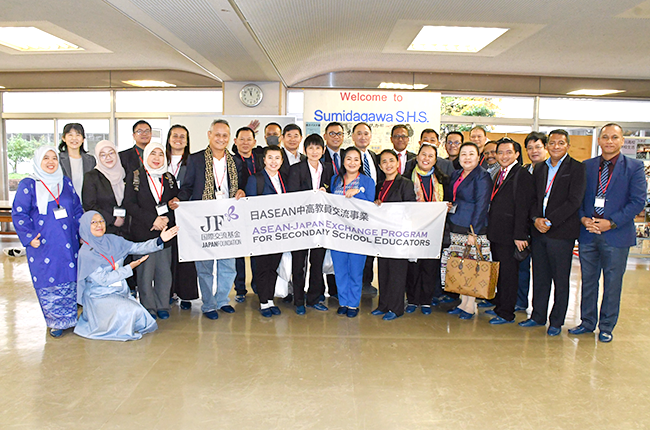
[129,255,149,269]
[235,189,246,200]
[114,217,125,227]
[30,233,41,248]
[374,199,382,206]
[466,234,477,247]
[446,202,454,212]
[160,226,179,242]
[151,216,169,231]
[345,188,360,198]
[168,197,180,210]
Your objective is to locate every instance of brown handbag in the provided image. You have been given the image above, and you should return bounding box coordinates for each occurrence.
[444,231,499,300]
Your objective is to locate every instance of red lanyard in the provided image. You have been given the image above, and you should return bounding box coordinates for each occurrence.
[378,180,395,202]
[39,181,61,207]
[597,163,614,194]
[146,170,164,203]
[343,173,360,194]
[214,161,227,191]
[479,154,485,165]
[545,171,558,196]
[172,160,181,177]
[490,170,506,201]
[135,147,144,166]
[81,239,116,271]
[419,175,434,202]
[240,154,256,176]
[332,157,339,176]
[270,172,286,194]
[452,172,467,202]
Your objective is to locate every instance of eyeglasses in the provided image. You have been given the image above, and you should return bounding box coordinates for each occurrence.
[328,132,344,137]
[392,135,409,140]
[98,150,116,160]
[90,220,106,225]
[447,141,462,146]
[135,129,152,135]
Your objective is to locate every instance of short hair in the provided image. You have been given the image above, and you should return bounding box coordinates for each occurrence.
[59,123,87,153]
[304,133,325,151]
[470,125,487,136]
[390,124,408,137]
[236,126,256,139]
[446,131,464,143]
[378,149,398,161]
[210,119,230,130]
[484,140,498,149]
[599,123,623,137]
[265,122,282,133]
[165,124,190,166]
[495,137,522,154]
[525,132,548,147]
[282,123,302,136]
[420,128,439,140]
[548,129,570,145]
[352,122,371,133]
[325,122,344,132]
[132,120,151,133]
[263,144,284,159]
[459,142,479,154]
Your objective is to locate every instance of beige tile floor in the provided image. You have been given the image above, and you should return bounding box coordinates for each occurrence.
[2,235,650,430]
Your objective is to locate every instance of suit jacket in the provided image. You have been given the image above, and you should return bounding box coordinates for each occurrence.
[279,149,307,177]
[59,151,96,180]
[357,148,385,185]
[119,145,144,177]
[578,154,647,247]
[531,156,586,240]
[376,174,417,202]
[245,170,289,196]
[82,169,129,237]
[487,163,534,245]
[287,160,335,193]
[322,148,344,176]
[124,167,178,245]
[178,149,245,201]
[448,167,492,235]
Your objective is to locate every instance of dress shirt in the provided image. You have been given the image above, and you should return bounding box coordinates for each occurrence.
[213,155,229,197]
[396,149,408,174]
[269,172,284,194]
[543,154,568,216]
[284,149,302,166]
[360,150,377,184]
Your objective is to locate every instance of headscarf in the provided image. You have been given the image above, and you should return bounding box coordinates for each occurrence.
[94,140,126,205]
[30,145,64,215]
[143,142,167,177]
[77,211,133,301]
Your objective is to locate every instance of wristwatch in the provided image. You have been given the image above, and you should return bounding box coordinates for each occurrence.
[609,220,617,229]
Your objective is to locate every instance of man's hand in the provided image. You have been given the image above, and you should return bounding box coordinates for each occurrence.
[168,197,180,210]
[514,239,528,252]
[593,218,612,233]
[235,189,246,200]
[534,218,551,234]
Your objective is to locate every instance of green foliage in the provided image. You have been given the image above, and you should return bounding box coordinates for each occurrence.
[7,134,42,173]
[441,97,498,137]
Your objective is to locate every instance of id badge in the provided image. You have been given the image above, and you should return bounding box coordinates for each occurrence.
[215,190,226,200]
[543,196,549,208]
[156,203,169,215]
[53,207,68,219]
[594,197,606,208]
[113,207,126,217]
[448,203,457,214]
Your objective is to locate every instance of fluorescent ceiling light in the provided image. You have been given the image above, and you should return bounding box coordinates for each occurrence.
[122,80,177,88]
[408,26,508,53]
[567,89,625,96]
[0,86,5,89]
[0,27,83,52]
[378,82,428,90]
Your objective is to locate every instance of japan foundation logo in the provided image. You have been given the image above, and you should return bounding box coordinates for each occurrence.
[199,206,242,248]
[200,205,239,232]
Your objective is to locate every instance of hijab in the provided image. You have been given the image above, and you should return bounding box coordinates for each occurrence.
[94,140,126,205]
[143,142,167,177]
[31,145,64,215]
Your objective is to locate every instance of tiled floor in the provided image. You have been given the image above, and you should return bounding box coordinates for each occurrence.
[2,235,650,429]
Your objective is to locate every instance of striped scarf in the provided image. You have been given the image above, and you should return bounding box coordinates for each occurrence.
[202,146,238,200]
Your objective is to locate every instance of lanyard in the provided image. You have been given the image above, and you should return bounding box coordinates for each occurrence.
[597,163,614,195]
[419,174,434,202]
[479,153,485,165]
[270,173,286,194]
[145,170,164,203]
[343,173,360,194]
[452,172,467,202]
[240,154,256,176]
[81,239,116,271]
[545,171,558,196]
[172,160,181,177]
[378,179,395,202]
[135,147,144,166]
[39,181,61,207]
[332,156,339,176]
[214,160,227,191]
[491,169,507,201]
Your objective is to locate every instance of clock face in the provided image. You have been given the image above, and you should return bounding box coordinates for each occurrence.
[239,84,263,107]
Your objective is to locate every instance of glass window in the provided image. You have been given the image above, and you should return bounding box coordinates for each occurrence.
[287,90,304,128]
[3,91,110,113]
[539,98,650,122]
[117,119,169,152]
[56,119,109,155]
[442,95,534,119]
[115,90,222,113]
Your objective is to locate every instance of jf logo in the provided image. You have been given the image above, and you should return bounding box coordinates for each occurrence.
[200,206,239,232]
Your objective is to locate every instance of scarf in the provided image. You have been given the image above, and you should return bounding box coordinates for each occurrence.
[202,146,238,200]
[30,145,64,215]
[94,140,126,205]
[411,164,442,202]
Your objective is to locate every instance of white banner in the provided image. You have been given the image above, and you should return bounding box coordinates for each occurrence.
[175,191,447,262]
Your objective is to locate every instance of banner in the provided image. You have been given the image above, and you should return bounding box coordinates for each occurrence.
[175,191,448,262]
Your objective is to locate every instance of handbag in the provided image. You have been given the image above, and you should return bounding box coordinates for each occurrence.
[444,228,499,299]
[274,252,292,298]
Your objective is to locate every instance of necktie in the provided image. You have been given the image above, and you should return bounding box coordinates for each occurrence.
[498,168,507,185]
[363,153,371,176]
[595,160,611,216]
[333,152,340,170]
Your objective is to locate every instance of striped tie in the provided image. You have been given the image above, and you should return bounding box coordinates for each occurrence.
[333,152,340,170]
[363,153,371,176]
[595,160,611,216]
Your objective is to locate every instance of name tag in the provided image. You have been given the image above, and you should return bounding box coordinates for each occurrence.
[53,207,68,219]
[215,190,226,200]
[110,280,122,287]
[113,207,126,217]
[448,203,457,214]
[594,197,605,208]
[156,204,169,215]
[543,196,549,208]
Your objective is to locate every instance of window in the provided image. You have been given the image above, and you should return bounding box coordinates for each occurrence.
[3,91,110,113]
[56,119,109,155]
[115,90,222,113]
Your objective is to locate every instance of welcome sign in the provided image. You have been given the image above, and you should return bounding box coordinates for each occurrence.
[175,191,448,262]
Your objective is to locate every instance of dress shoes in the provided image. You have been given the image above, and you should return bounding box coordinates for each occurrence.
[514,305,528,312]
[568,325,593,335]
[337,306,348,315]
[547,326,561,336]
[477,300,495,308]
[447,307,462,315]
[518,319,543,327]
[405,304,417,313]
[458,310,474,320]
[371,308,385,316]
[307,303,328,311]
[282,294,293,303]
[235,294,246,303]
[489,316,514,325]
[49,328,64,338]
[485,309,497,316]
[421,305,432,315]
[362,283,378,296]
[346,307,359,318]
[203,310,219,320]
[219,305,235,314]
[260,308,272,318]
[598,331,613,343]
[318,294,326,302]
[269,306,281,315]
[383,311,400,321]
[295,305,306,315]
[157,310,170,320]
[180,301,192,310]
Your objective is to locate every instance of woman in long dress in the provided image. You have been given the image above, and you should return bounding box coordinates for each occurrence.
[74,211,179,341]
[12,146,84,337]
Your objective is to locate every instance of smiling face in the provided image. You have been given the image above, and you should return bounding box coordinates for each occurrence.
[90,213,106,237]
[168,127,188,155]
[496,142,519,167]
[352,124,372,151]
[470,128,487,152]
[459,145,479,172]
[98,147,117,169]
[446,135,462,157]
[282,130,302,153]
[133,123,152,148]
[598,125,624,159]
[483,142,498,165]
[208,122,230,155]
[63,129,84,152]
[147,148,165,170]
[417,145,437,172]
[305,144,324,163]
[235,129,256,156]
[547,133,569,163]
[526,139,548,165]
[263,149,283,174]
[343,150,361,174]
[379,152,399,178]
[391,127,410,152]
[324,124,344,151]
[41,150,59,174]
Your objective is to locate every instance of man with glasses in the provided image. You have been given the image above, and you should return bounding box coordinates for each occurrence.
[120,120,152,176]
[322,122,345,176]
[519,130,586,336]
[390,124,416,176]
[445,131,463,170]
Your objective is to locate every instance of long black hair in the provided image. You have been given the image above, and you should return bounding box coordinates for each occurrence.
[58,123,87,153]
[333,146,365,189]
[165,124,191,166]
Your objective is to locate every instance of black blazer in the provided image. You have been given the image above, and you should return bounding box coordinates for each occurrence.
[245,170,289,196]
[279,148,307,177]
[287,160,335,193]
[375,174,417,202]
[82,169,129,237]
[178,150,245,201]
[531,156,586,240]
[119,145,144,177]
[322,148,345,176]
[124,167,178,245]
[234,147,265,189]
[59,151,96,180]
[487,163,534,245]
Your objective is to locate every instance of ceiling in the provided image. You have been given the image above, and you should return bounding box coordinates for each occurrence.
[1,0,650,95]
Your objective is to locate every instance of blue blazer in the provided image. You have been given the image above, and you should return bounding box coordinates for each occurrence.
[578,154,647,247]
[245,171,288,196]
[330,173,376,202]
[178,150,244,201]
[447,167,492,235]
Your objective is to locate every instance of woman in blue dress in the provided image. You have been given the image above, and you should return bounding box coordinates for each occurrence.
[329,146,375,318]
[12,146,84,337]
[74,211,179,341]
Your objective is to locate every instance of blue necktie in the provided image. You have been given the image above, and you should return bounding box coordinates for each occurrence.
[363,153,371,176]
[595,160,611,216]
[333,152,340,170]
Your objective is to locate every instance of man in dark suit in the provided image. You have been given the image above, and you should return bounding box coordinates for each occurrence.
[279,124,307,178]
[445,131,463,171]
[322,121,345,176]
[487,137,534,324]
[570,123,647,342]
[390,124,416,176]
[176,119,246,320]
[119,120,151,176]
[519,130,586,336]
